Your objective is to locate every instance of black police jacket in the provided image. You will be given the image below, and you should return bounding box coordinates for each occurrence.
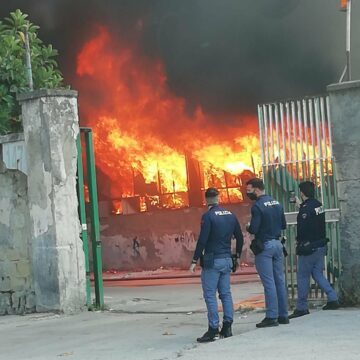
[297,198,326,244]
[248,194,286,243]
[193,205,244,261]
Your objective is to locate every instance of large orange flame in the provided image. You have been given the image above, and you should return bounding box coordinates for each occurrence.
[76,27,261,212]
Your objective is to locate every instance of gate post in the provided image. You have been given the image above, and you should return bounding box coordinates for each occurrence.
[17,89,86,313]
[327,80,360,305]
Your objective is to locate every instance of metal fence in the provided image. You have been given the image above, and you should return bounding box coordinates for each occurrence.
[257,96,341,303]
[0,133,27,174]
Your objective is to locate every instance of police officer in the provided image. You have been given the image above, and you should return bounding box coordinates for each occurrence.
[289,181,339,319]
[189,187,244,342]
[246,178,289,328]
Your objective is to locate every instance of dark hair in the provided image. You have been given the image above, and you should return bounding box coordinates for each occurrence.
[246,178,265,191]
[205,187,219,198]
[299,181,315,198]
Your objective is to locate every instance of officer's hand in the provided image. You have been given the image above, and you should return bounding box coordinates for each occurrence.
[245,222,250,232]
[295,196,301,209]
[189,263,196,273]
[232,260,239,273]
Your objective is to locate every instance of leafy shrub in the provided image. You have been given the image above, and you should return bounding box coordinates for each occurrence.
[0,9,64,134]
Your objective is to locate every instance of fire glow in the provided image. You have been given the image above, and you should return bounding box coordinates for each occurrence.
[76,27,262,213]
[265,125,333,181]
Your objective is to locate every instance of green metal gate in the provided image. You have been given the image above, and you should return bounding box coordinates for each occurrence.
[257,96,341,304]
[77,127,104,309]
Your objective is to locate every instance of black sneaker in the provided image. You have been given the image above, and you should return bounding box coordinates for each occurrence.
[219,321,233,338]
[197,327,219,343]
[323,301,340,310]
[278,317,290,324]
[288,309,310,319]
[256,318,279,328]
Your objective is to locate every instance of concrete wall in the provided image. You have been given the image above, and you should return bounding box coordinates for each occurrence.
[18,90,86,313]
[328,80,360,305]
[0,161,34,314]
[99,204,253,271]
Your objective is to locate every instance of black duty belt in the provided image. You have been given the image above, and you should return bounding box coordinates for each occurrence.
[213,253,232,259]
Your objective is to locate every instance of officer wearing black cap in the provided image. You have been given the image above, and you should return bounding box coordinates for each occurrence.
[189,187,244,342]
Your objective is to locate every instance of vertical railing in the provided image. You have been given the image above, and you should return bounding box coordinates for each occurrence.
[76,136,92,307]
[258,95,341,303]
[77,127,104,309]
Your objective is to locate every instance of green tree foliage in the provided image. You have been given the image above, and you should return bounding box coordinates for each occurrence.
[0,9,64,134]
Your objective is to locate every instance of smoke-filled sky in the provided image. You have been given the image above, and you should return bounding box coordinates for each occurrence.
[1,0,359,116]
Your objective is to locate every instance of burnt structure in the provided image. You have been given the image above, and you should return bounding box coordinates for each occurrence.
[96,157,255,216]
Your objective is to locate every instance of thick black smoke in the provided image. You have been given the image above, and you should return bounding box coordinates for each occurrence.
[1,0,359,116]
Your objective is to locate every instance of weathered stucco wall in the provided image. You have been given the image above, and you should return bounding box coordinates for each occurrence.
[328,80,360,305]
[0,161,34,314]
[18,90,86,313]
[99,204,253,271]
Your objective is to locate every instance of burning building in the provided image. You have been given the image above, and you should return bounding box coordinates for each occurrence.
[73,26,260,270]
[1,0,355,270]
[76,27,261,217]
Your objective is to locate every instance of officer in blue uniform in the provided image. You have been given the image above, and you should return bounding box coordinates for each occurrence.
[189,187,244,342]
[289,181,339,319]
[246,178,289,328]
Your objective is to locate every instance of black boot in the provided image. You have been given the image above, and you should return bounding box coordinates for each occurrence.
[278,317,290,325]
[197,326,219,343]
[323,301,340,310]
[256,317,279,328]
[288,309,310,319]
[219,321,233,338]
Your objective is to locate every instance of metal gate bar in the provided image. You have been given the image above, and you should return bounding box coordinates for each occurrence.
[257,95,341,303]
[76,135,92,307]
[77,127,104,309]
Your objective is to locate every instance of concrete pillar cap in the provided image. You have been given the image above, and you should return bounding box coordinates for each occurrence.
[17,89,78,103]
[327,80,360,92]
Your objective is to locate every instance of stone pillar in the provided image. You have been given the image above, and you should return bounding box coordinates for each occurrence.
[17,90,86,313]
[327,81,360,305]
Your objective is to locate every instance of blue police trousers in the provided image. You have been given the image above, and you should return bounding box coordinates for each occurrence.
[255,240,288,319]
[201,258,234,329]
[296,246,338,311]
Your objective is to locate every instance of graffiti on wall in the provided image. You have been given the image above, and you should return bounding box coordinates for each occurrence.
[132,237,140,257]
[101,228,254,270]
[173,230,197,251]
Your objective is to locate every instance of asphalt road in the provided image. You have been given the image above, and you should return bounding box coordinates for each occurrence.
[0,280,264,360]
